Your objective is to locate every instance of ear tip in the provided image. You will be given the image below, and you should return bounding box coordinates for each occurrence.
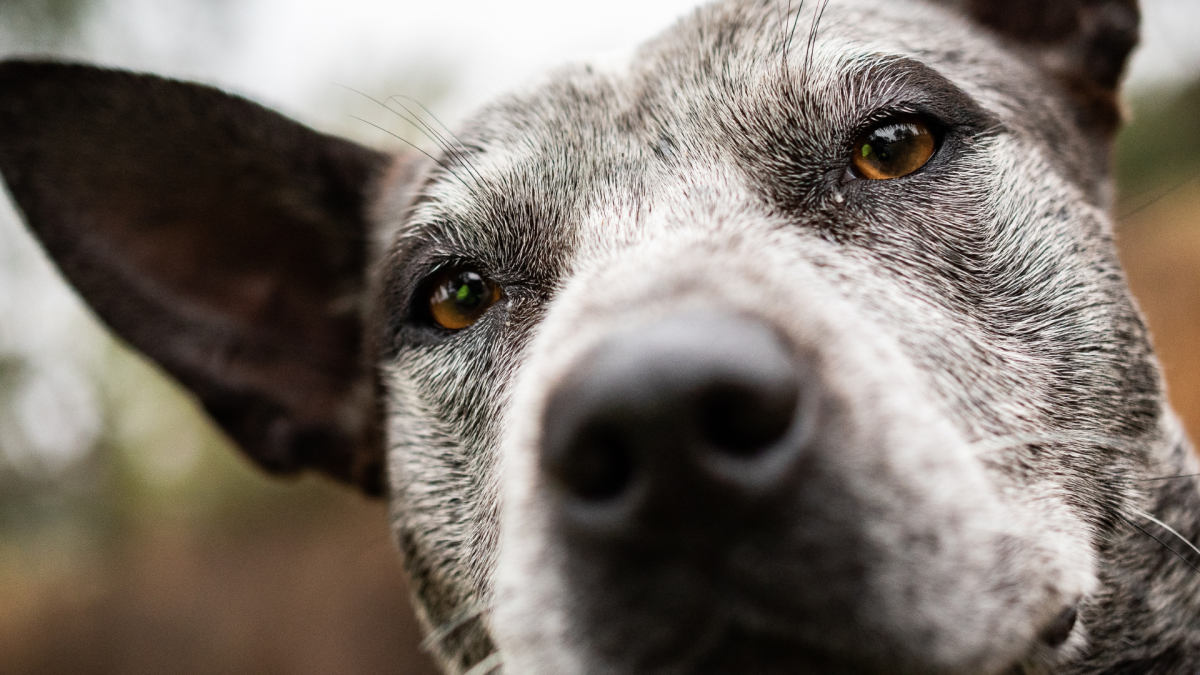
[928,0,1140,137]
[0,59,108,91]
[0,60,133,148]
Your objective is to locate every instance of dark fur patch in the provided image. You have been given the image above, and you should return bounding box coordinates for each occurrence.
[933,0,1139,135]
[0,61,390,493]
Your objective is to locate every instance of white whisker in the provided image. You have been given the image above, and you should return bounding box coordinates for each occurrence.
[420,601,492,653]
[1134,508,1200,561]
[968,432,1146,455]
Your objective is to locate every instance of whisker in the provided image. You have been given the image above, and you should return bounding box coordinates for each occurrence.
[1121,513,1200,576]
[1137,473,1200,482]
[420,601,492,653]
[967,432,1145,455]
[463,651,504,675]
[1133,508,1200,561]
[1118,170,1200,220]
[782,0,806,67]
[779,0,788,53]
[336,83,486,190]
[385,95,485,186]
[801,0,830,87]
[349,115,479,197]
[388,94,461,149]
[335,83,455,157]
[384,99,477,183]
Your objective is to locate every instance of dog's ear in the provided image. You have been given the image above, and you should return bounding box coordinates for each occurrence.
[0,60,395,496]
[933,0,1139,134]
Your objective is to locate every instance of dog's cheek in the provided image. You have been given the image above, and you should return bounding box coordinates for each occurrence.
[381,332,517,670]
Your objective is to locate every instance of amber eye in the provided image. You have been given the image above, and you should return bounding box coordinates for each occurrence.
[427,267,503,330]
[851,117,936,180]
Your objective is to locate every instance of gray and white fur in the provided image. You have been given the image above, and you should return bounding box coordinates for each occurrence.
[2,0,1196,673]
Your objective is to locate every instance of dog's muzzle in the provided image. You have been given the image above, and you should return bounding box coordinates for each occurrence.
[517,310,1068,675]
[532,311,843,672]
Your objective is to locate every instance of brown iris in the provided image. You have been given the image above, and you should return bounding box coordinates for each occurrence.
[427,267,502,330]
[851,117,936,180]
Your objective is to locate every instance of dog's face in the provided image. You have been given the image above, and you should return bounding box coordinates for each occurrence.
[382,1,1165,673]
[5,0,1200,673]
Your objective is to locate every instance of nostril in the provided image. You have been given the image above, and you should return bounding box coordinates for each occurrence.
[1039,606,1078,648]
[698,380,799,457]
[547,423,636,502]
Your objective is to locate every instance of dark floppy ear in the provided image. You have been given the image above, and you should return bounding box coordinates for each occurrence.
[0,60,394,496]
[933,0,1139,134]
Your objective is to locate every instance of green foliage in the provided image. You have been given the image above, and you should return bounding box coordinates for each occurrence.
[1116,79,1200,205]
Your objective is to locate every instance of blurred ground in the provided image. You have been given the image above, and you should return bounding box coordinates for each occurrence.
[1123,187,1200,435]
[1117,79,1200,442]
[0,3,1197,675]
[0,483,438,675]
[0,346,440,675]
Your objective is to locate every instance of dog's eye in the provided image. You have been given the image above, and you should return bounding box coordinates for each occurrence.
[426,267,503,330]
[851,117,936,180]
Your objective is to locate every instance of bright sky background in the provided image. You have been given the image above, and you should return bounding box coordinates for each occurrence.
[53,0,1200,136]
[72,0,709,137]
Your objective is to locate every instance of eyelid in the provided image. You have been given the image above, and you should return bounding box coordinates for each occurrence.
[851,108,941,140]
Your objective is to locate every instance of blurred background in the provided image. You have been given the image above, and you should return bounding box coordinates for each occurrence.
[0,1,1197,673]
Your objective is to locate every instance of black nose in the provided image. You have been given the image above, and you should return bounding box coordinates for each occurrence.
[540,312,809,530]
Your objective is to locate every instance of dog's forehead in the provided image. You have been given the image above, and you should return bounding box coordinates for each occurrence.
[404,0,1051,235]
[385,0,1102,293]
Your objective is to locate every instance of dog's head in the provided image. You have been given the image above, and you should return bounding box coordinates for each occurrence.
[7,0,1197,673]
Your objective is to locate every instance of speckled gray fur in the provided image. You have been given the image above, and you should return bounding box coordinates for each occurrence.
[371,0,1200,673]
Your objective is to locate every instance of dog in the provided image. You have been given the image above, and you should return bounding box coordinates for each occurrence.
[3,0,1198,672]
